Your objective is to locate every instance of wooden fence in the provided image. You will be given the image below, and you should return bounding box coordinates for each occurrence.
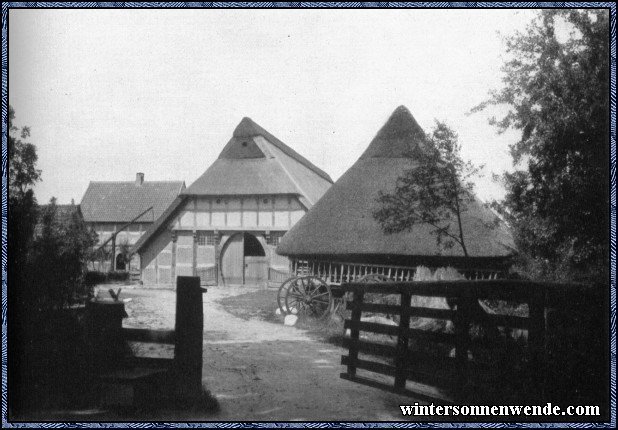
[197,266,217,286]
[291,258,501,285]
[91,276,206,405]
[268,266,291,288]
[339,279,603,404]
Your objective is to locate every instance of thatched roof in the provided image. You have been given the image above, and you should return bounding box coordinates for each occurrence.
[132,117,333,254]
[182,117,333,208]
[276,106,516,262]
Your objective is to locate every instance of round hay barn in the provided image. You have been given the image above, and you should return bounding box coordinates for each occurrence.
[276,106,516,278]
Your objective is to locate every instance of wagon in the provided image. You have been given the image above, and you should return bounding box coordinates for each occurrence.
[275,258,500,318]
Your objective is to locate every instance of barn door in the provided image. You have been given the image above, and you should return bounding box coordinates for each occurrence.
[243,233,266,285]
[221,234,244,285]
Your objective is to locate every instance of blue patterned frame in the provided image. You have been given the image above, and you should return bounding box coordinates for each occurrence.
[0,2,615,428]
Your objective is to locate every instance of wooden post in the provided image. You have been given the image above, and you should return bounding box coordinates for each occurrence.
[174,276,204,399]
[394,292,411,391]
[528,288,546,402]
[111,235,116,271]
[347,290,365,377]
[454,295,472,396]
[192,231,198,277]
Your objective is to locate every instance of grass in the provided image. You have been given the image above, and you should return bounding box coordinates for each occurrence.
[216,288,349,345]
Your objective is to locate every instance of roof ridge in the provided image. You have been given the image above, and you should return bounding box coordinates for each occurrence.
[360,105,428,160]
[233,117,333,183]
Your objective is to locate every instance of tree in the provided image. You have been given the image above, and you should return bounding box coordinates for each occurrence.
[472,9,609,282]
[30,199,98,310]
[373,121,482,256]
[7,106,42,415]
[7,106,41,278]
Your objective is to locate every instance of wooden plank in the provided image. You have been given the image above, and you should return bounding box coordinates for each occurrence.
[485,313,529,329]
[341,280,537,301]
[339,373,456,404]
[342,338,397,358]
[123,356,174,369]
[407,327,455,344]
[342,355,396,377]
[346,302,402,315]
[344,319,399,336]
[123,328,175,344]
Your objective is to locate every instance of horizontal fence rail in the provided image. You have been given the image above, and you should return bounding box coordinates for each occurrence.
[268,267,291,287]
[338,279,601,404]
[123,328,176,344]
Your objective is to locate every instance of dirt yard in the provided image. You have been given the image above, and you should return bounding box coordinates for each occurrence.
[117,285,426,421]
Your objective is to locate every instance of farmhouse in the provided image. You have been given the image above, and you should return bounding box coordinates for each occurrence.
[132,117,333,286]
[80,173,185,271]
[277,105,516,277]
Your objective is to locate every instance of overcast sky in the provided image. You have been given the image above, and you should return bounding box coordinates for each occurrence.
[9,7,537,205]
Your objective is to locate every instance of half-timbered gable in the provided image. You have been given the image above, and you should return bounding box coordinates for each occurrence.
[133,117,333,286]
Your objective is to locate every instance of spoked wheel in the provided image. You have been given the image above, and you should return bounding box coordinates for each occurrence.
[284,276,333,319]
[277,276,298,315]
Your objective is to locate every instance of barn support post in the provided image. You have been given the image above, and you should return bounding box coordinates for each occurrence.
[214,230,220,285]
[171,231,177,284]
[192,230,198,277]
[174,276,204,399]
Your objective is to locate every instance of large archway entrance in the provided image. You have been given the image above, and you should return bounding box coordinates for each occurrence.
[220,232,267,285]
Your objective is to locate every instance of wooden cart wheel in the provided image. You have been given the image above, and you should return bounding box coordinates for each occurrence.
[285,276,332,319]
[277,276,299,315]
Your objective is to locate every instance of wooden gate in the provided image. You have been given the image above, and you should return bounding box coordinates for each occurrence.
[339,279,604,405]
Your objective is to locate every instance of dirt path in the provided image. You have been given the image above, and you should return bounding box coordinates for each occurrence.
[119,285,421,421]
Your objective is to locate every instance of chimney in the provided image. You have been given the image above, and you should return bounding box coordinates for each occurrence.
[135,172,144,186]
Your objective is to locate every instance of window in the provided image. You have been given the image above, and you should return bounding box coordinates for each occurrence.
[197,232,215,246]
[266,232,285,246]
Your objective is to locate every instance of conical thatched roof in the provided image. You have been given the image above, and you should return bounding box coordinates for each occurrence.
[276,106,516,263]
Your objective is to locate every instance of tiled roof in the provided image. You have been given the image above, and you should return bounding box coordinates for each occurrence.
[80,180,185,223]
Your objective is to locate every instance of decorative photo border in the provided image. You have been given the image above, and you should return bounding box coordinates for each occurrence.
[1,2,615,428]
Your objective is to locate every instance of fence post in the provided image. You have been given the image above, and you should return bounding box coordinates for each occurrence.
[347,290,365,377]
[528,287,546,402]
[394,292,411,391]
[454,294,472,397]
[174,276,204,399]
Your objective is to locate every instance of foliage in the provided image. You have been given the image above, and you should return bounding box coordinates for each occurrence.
[373,121,482,257]
[472,10,609,282]
[29,199,98,310]
[117,239,133,268]
[7,106,41,293]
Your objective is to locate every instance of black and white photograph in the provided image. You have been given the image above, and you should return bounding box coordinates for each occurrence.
[3,3,614,425]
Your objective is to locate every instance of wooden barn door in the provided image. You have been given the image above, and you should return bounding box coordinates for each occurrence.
[244,233,266,285]
[221,234,244,285]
